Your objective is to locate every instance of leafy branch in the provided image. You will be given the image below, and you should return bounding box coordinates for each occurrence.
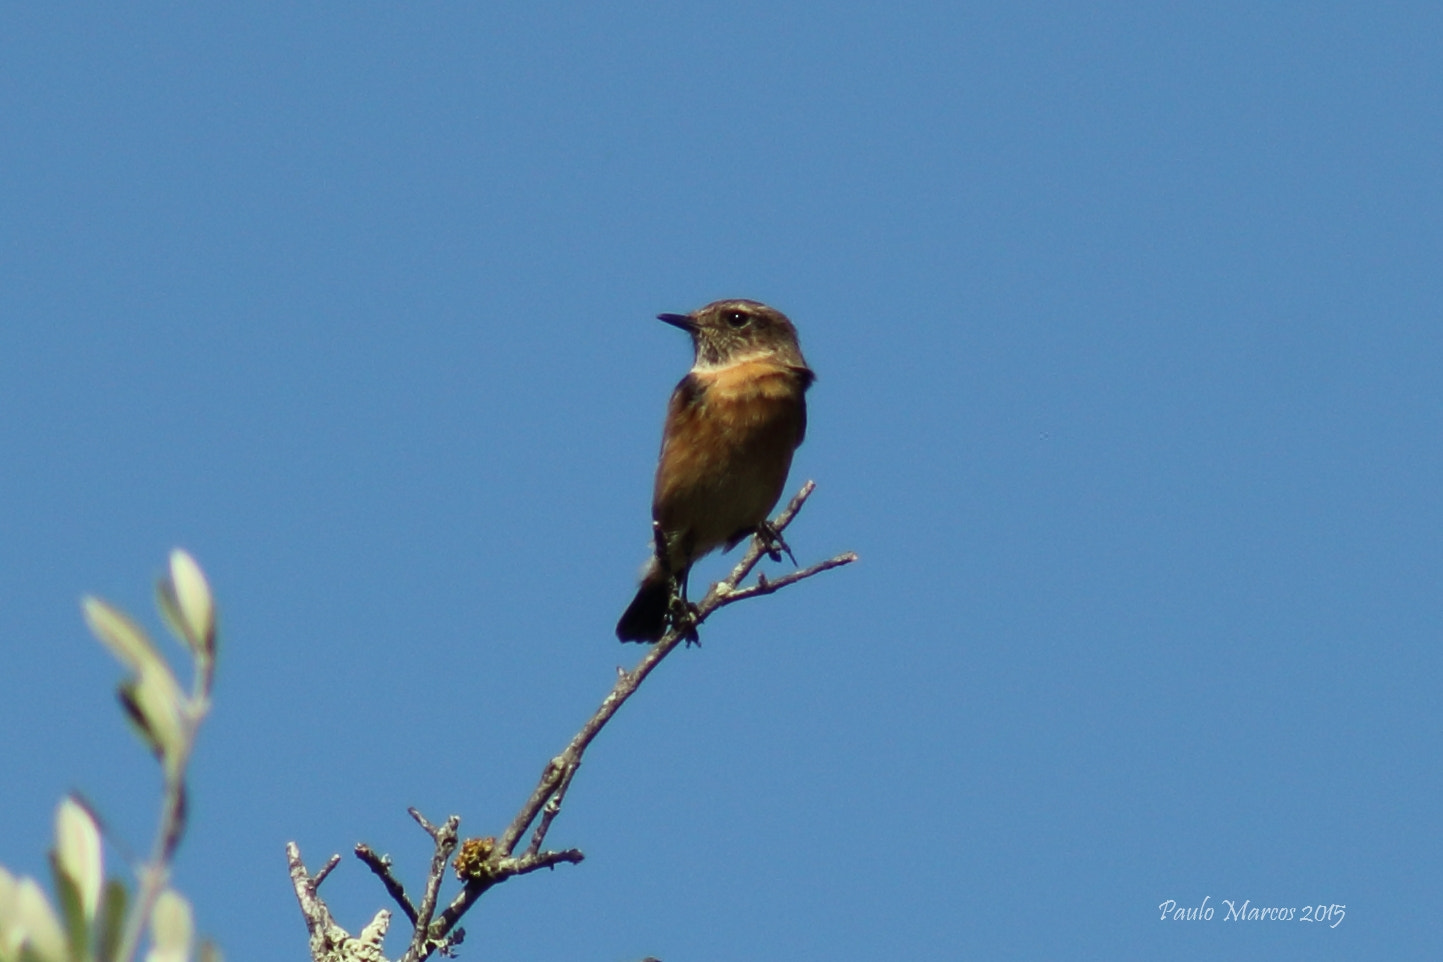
[0,551,219,962]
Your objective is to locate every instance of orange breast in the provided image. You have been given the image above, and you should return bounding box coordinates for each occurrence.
[652,360,809,569]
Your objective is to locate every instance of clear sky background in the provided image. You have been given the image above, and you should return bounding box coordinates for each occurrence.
[2,3,1439,960]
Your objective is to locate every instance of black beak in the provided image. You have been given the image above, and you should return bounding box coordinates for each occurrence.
[657,312,698,333]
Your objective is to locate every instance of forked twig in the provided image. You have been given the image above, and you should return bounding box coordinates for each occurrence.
[415,482,854,960]
[289,481,856,962]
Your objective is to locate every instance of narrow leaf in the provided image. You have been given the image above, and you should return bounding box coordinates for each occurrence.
[95,881,127,962]
[167,551,215,656]
[132,668,187,772]
[53,800,101,920]
[145,890,192,962]
[154,580,188,654]
[82,598,162,677]
[12,878,66,962]
[45,856,85,962]
[0,865,20,958]
[117,684,164,759]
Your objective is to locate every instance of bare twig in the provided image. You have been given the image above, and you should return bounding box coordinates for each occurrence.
[298,481,855,962]
[407,807,442,836]
[312,853,343,888]
[290,843,395,962]
[526,760,580,858]
[288,843,353,960]
[407,481,855,961]
[512,481,830,849]
[404,812,459,962]
[355,845,418,926]
[709,551,858,606]
[513,848,586,873]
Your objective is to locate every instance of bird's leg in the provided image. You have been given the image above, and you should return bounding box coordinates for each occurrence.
[756,521,798,566]
[652,523,701,644]
[666,568,701,646]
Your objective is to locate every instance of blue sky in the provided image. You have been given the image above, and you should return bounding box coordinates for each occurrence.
[2,2,1439,959]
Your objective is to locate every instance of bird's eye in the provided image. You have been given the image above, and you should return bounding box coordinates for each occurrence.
[725,310,750,328]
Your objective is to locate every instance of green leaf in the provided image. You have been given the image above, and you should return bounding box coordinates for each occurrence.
[95,881,127,962]
[1,865,19,958]
[82,598,162,677]
[132,668,186,772]
[45,855,85,962]
[154,579,188,654]
[166,551,215,657]
[147,890,192,962]
[12,878,66,962]
[53,801,101,922]
[117,683,164,760]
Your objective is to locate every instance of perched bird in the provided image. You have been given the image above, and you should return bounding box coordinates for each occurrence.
[616,299,814,642]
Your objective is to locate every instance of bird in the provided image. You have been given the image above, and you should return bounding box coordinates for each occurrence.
[616,298,814,642]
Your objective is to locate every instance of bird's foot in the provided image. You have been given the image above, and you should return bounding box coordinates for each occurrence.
[756,521,798,566]
[666,594,701,646]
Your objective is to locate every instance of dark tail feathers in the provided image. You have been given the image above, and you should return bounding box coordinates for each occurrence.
[616,571,671,643]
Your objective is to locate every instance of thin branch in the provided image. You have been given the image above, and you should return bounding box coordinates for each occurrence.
[405,811,459,962]
[512,848,585,875]
[292,845,396,962]
[710,551,858,606]
[303,481,853,962]
[403,481,855,961]
[408,807,442,836]
[312,853,343,889]
[503,481,826,854]
[526,759,580,857]
[287,843,351,960]
[355,844,418,926]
